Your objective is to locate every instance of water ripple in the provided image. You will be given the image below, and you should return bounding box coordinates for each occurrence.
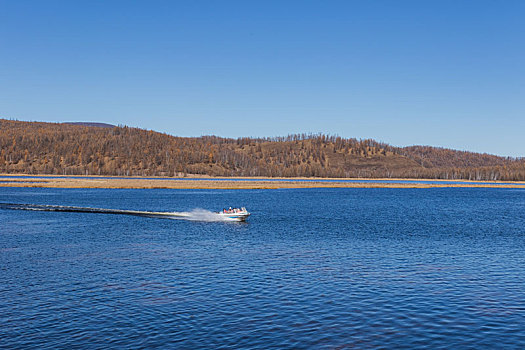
[1,187,525,348]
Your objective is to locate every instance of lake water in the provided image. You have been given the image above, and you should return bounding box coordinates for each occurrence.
[1,187,525,348]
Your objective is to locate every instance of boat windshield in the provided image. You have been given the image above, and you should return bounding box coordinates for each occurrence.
[222,207,247,214]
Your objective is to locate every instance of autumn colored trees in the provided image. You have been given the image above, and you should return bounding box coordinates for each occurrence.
[1,119,524,180]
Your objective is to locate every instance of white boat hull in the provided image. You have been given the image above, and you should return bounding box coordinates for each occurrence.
[217,210,250,222]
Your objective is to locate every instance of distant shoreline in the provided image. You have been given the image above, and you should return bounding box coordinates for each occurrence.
[1,174,524,189]
[4,120,525,182]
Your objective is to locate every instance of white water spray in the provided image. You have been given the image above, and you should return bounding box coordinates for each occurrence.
[170,208,238,222]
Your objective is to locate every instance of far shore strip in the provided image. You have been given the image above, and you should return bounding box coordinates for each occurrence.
[0,175,524,189]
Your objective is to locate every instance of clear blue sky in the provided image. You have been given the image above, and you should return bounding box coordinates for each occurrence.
[1,1,524,156]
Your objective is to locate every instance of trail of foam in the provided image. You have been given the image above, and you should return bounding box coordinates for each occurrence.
[175,208,241,222]
[0,203,236,222]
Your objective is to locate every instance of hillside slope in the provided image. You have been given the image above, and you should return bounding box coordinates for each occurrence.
[1,119,524,180]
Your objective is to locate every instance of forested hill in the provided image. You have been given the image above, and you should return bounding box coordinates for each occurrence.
[1,119,524,180]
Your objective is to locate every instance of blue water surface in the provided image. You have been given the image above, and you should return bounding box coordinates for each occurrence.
[1,187,525,348]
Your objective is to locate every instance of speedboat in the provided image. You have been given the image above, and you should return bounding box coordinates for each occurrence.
[218,207,250,221]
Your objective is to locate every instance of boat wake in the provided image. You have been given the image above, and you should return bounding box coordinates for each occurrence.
[0,203,241,222]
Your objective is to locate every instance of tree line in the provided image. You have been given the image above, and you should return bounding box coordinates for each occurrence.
[1,119,524,180]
